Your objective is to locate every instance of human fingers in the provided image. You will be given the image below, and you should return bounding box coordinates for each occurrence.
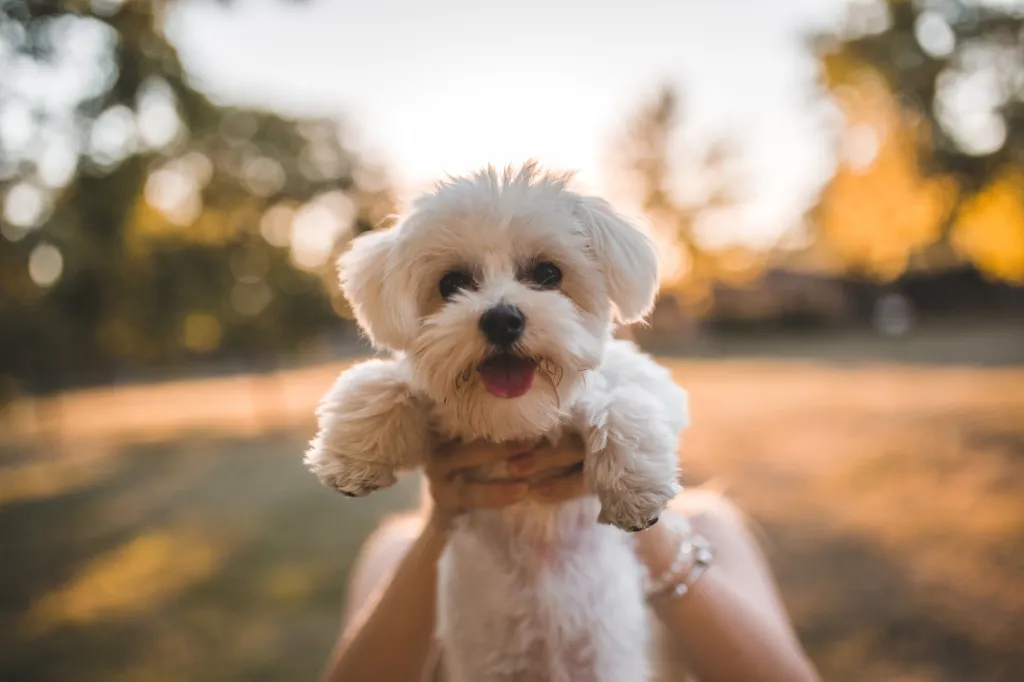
[430,439,534,478]
[432,476,529,512]
[507,434,586,478]
[528,465,588,504]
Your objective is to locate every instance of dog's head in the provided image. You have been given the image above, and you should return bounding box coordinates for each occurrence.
[339,163,659,439]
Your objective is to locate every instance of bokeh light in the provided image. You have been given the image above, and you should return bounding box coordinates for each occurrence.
[259,203,295,248]
[182,312,223,354]
[28,242,63,287]
[136,78,183,150]
[89,105,138,169]
[3,182,47,228]
[289,191,355,270]
[144,165,203,227]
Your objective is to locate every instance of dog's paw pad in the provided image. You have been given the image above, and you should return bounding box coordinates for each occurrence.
[311,461,396,498]
[335,485,380,497]
[596,492,668,533]
[330,476,388,497]
[627,516,659,533]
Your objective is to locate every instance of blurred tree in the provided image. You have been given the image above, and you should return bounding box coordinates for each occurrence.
[813,64,960,280]
[0,0,394,405]
[811,0,1024,283]
[612,87,765,314]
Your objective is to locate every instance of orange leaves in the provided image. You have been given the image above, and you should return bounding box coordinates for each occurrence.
[952,170,1024,283]
[819,58,1024,284]
[818,74,959,280]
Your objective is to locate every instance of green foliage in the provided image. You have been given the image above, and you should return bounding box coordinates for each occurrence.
[0,0,394,403]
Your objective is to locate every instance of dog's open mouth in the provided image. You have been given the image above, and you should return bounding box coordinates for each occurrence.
[477,353,536,398]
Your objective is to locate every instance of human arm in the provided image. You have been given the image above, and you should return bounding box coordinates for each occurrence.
[323,438,586,682]
[325,512,449,682]
[634,495,821,682]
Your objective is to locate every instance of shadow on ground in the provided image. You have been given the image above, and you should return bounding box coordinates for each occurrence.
[0,429,420,682]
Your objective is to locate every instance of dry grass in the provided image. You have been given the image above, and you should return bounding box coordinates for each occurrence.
[671,361,1024,680]
[1,359,1022,681]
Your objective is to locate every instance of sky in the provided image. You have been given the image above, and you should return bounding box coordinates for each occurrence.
[167,0,850,246]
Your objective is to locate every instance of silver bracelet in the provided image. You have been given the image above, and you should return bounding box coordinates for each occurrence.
[644,523,715,602]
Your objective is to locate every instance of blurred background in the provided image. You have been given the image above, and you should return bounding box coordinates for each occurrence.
[1,0,1023,680]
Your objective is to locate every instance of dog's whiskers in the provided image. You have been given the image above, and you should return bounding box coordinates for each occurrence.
[539,358,564,388]
[530,357,564,409]
[537,369,561,410]
[453,363,476,395]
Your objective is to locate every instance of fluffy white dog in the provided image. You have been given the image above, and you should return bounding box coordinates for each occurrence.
[306,163,690,682]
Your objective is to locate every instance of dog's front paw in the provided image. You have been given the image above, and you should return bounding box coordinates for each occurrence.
[325,464,397,497]
[306,453,398,498]
[583,423,679,532]
[595,482,675,532]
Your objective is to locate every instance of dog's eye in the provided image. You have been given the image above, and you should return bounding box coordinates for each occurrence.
[530,262,562,288]
[439,271,474,300]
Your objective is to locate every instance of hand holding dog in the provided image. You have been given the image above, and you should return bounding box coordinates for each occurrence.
[425,434,589,527]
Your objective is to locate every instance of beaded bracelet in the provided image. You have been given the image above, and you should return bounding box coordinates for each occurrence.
[644,522,715,602]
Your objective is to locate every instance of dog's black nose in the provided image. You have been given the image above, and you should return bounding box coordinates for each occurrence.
[479,304,525,346]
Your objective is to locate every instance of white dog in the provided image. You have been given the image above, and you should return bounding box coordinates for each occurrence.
[306,163,690,682]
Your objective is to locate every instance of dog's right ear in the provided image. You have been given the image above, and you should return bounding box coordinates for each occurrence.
[573,196,660,324]
[338,228,417,351]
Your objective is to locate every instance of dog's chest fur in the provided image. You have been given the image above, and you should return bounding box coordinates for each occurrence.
[437,500,652,682]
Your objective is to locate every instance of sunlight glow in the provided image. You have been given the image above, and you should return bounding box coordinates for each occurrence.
[165,0,847,244]
[25,529,226,635]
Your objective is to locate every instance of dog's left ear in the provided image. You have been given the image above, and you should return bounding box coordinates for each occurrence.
[338,227,417,351]
[574,196,659,323]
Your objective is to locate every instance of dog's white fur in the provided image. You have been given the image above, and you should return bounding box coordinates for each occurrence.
[306,164,690,682]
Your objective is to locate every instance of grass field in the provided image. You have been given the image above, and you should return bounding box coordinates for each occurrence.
[1,358,1023,682]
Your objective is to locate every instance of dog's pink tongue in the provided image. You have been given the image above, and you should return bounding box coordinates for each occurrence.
[479,356,536,398]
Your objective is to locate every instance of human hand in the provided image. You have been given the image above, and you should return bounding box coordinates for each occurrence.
[512,434,589,504]
[424,434,589,528]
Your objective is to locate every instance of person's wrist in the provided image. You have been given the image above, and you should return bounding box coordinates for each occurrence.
[638,513,715,603]
[424,507,455,541]
[428,502,451,524]
[633,518,679,576]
